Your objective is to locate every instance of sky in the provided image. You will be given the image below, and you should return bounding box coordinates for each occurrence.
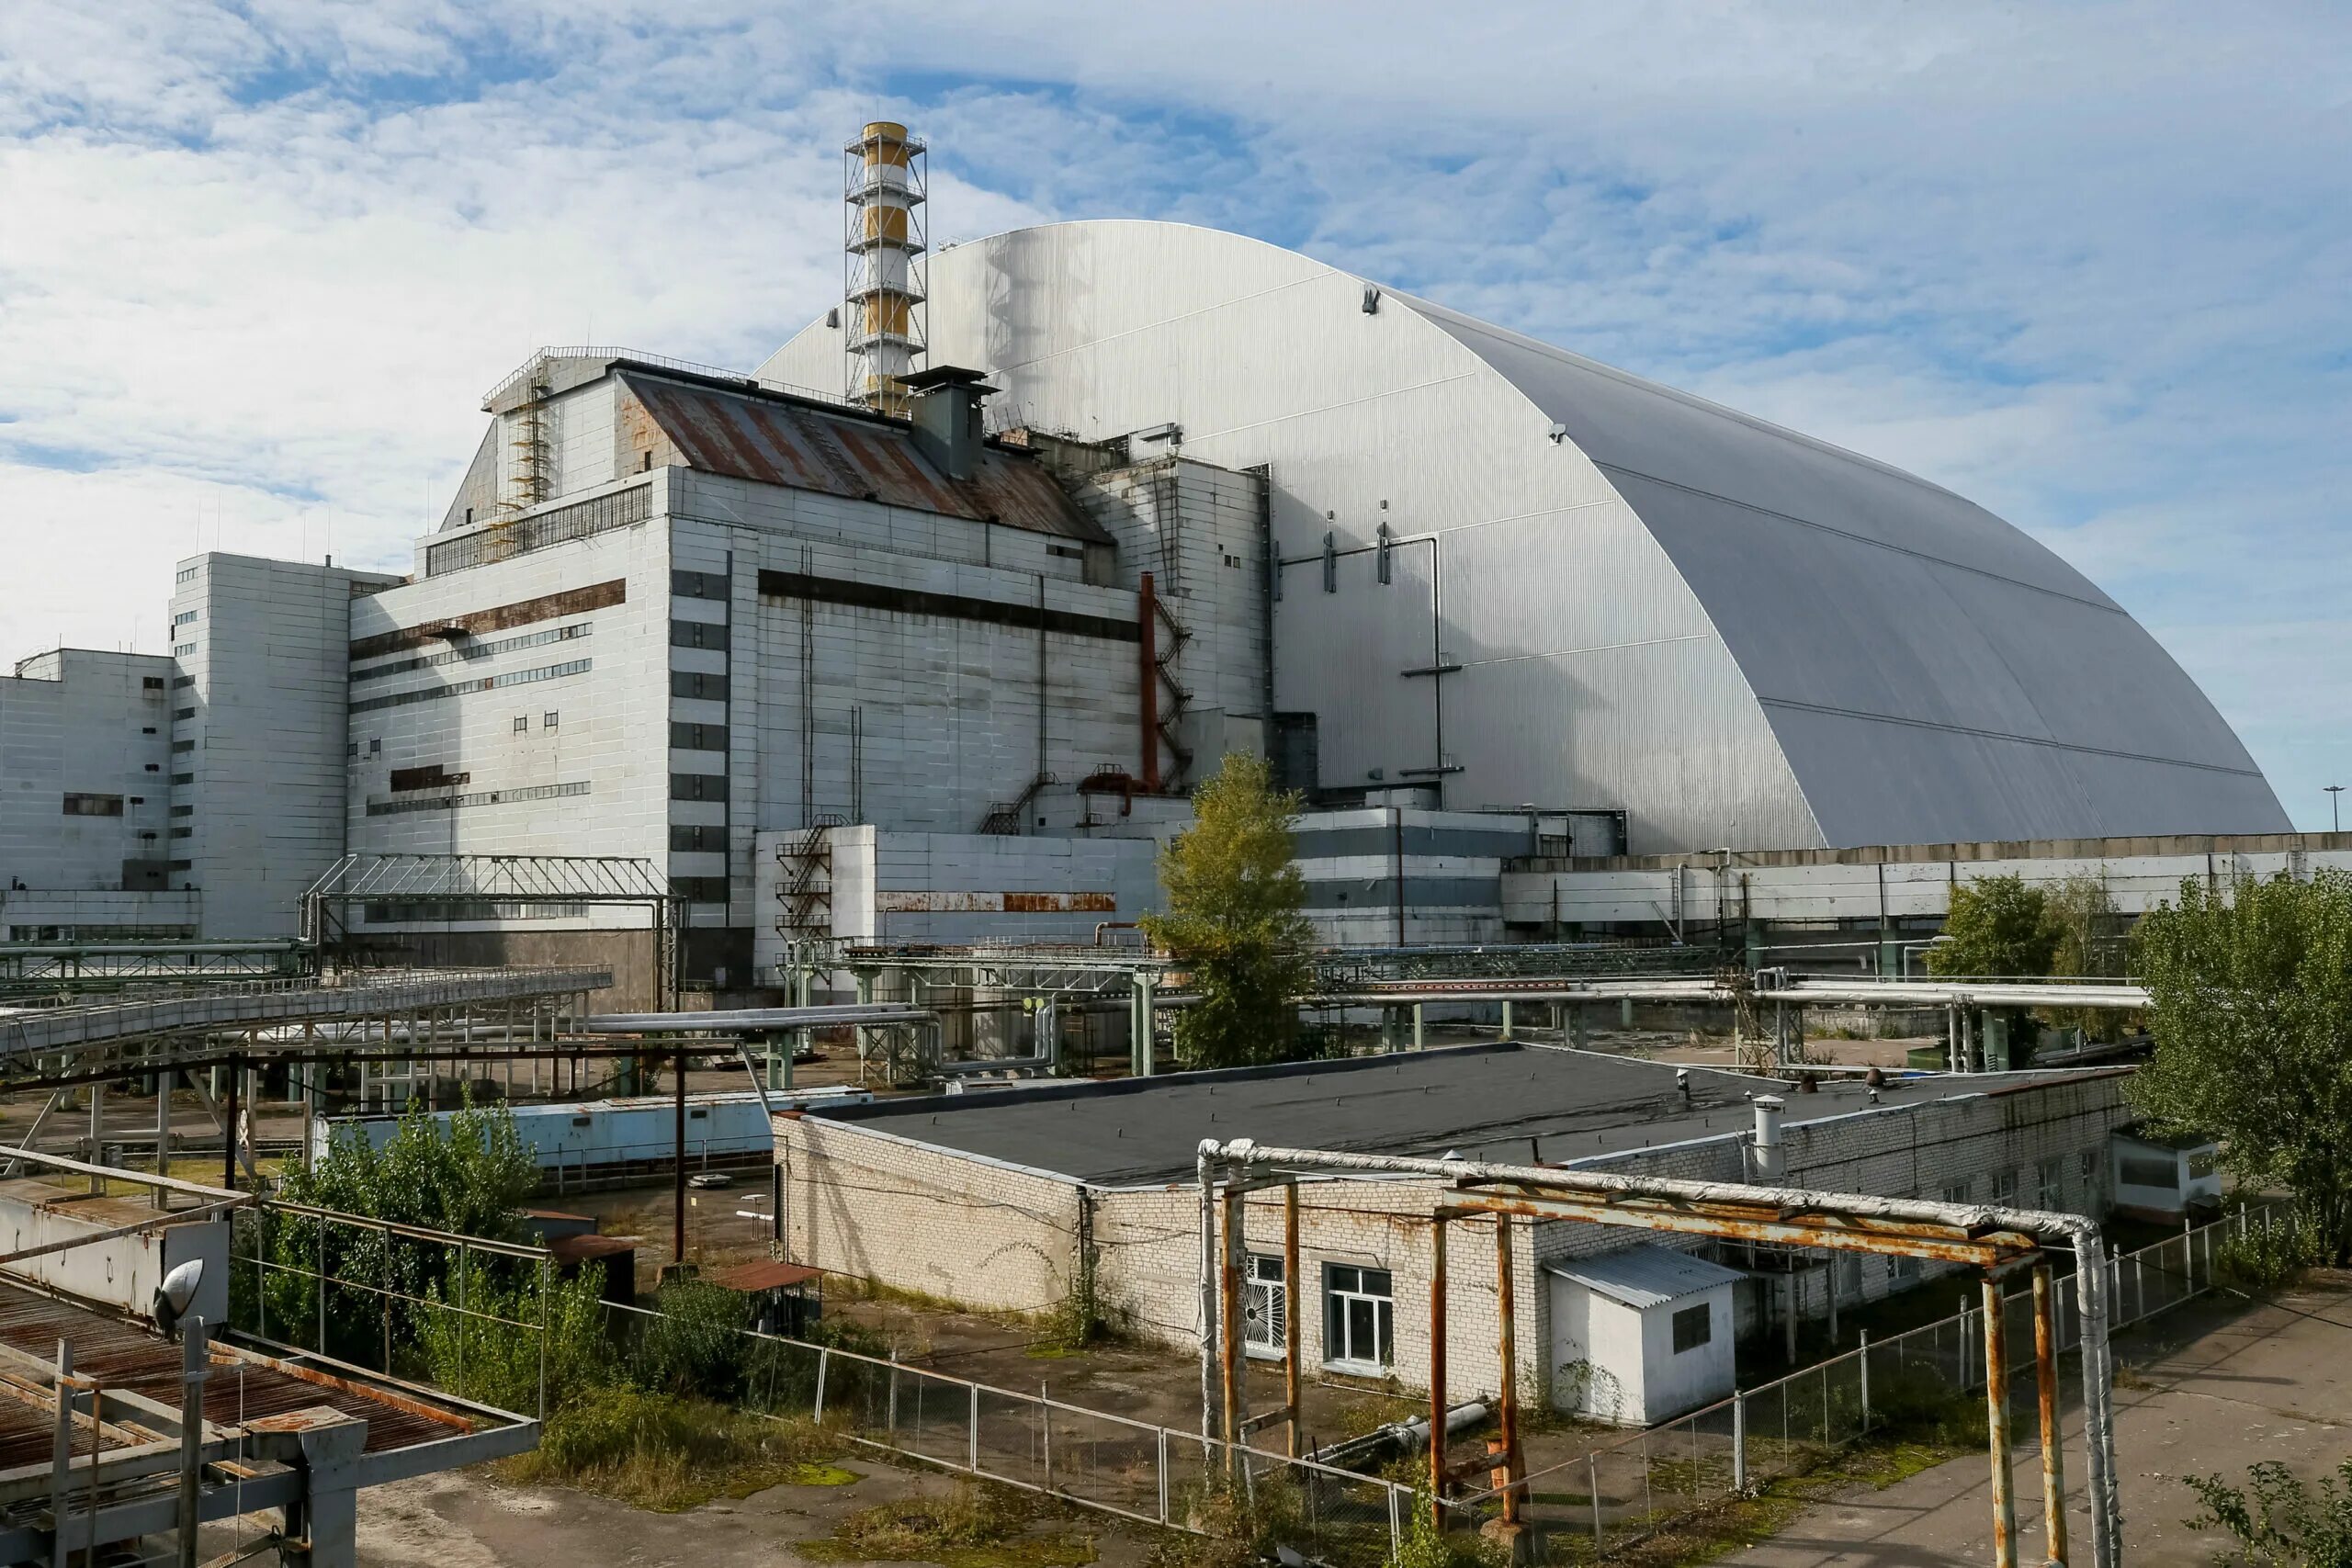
[2,2,2346,827]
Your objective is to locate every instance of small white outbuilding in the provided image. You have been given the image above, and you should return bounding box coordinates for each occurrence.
[1547,1245,1743,1426]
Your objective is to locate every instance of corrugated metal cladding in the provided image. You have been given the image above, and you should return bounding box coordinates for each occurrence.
[761,220,2289,852]
[618,371,1109,543]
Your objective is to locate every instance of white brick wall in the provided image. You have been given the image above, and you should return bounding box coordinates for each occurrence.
[778,1070,2136,1400]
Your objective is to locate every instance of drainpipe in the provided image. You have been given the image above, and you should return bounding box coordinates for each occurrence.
[1392,807,1407,948]
[1195,1139,1219,1445]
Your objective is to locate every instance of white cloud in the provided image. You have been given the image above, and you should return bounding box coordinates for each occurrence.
[3,1,2347,822]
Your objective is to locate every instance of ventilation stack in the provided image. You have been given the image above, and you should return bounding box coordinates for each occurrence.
[844,120,928,417]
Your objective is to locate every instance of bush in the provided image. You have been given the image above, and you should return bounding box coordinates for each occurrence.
[418,1258,613,1416]
[2215,1213,2324,1293]
[626,1278,753,1401]
[1866,1369,1988,1449]
[2185,1458,2352,1566]
[514,1384,842,1512]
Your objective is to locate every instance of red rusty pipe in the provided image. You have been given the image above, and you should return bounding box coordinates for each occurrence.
[1138,571,1161,792]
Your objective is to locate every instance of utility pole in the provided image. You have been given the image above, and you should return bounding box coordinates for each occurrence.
[2328,784,2344,833]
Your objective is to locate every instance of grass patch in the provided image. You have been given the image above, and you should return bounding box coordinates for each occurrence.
[800,1482,1095,1568]
[1576,1436,1975,1568]
[503,1384,846,1513]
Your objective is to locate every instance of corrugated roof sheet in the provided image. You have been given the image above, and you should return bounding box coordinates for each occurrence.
[1545,1245,1746,1310]
[1400,293,2290,843]
[619,370,1110,543]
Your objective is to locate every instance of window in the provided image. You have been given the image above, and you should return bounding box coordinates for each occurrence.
[669,824,726,852]
[2036,1159,2064,1211]
[173,610,198,626]
[170,773,192,785]
[1243,1255,1287,1358]
[169,806,193,818]
[670,773,728,803]
[671,721,729,751]
[172,675,194,689]
[127,796,144,806]
[671,569,730,601]
[175,566,198,586]
[543,711,559,729]
[62,794,125,817]
[146,764,162,773]
[1322,1264,1394,1371]
[169,827,192,840]
[1940,1179,1971,1205]
[670,875,729,903]
[172,740,194,754]
[174,643,197,658]
[173,707,194,720]
[2188,1149,2218,1182]
[513,716,528,734]
[142,726,158,734]
[670,671,728,701]
[670,619,729,651]
[2120,1154,2179,1191]
[143,675,166,691]
[1991,1170,2019,1206]
[369,739,381,756]
[1670,1303,1712,1354]
[2079,1150,2099,1190]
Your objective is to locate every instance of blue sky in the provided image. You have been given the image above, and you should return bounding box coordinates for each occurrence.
[2,2,2346,829]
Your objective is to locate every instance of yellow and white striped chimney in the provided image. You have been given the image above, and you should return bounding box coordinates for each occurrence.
[843,121,928,416]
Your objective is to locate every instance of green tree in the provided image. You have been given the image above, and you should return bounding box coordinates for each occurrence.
[243,1093,543,1371]
[1141,753,1314,1069]
[2185,1458,2352,1566]
[1928,874,2061,978]
[2131,869,2352,1262]
[2046,872,2127,1040]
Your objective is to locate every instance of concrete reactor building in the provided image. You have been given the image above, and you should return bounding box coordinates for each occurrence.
[0,125,2292,981]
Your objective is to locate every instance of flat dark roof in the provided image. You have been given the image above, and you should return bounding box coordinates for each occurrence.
[811,1043,2120,1186]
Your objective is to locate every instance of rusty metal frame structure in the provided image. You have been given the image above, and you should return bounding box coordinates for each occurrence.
[1200,1140,2119,1568]
[300,853,684,1009]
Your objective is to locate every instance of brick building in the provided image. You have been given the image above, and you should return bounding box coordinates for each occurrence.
[775,1043,2134,1417]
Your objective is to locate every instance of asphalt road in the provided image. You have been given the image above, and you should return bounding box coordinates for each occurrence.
[1724,1272,2352,1566]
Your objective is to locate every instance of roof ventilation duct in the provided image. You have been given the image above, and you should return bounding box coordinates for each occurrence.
[903,366,996,482]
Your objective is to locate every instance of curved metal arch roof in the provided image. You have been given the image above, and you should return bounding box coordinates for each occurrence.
[764,219,2286,848]
[1397,295,2287,843]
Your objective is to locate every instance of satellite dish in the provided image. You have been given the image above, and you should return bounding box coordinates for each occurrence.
[153,1258,204,1340]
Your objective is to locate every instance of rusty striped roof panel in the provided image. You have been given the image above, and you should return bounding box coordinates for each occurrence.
[619,371,1109,543]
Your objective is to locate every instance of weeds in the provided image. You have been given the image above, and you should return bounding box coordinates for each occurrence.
[2184,1458,2352,1566]
[504,1385,851,1512]
[803,1482,1094,1568]
[2215,1213,2322,1293]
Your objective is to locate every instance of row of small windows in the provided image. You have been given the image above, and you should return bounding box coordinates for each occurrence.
[672,569,729,601]
[513,711,560,734]
[62,794,123,817]
[172,610,198,626]
[672,722,727,751]
[348,657,591,715]
[671,671,728,701]
[670,825,727,852]
[670,773,729,803]
[172,675,194,690]
[173,706,195,720]
[175,566,199,586]
[364,780,591,817]
[173,643,198,658]
[670,619,729,651]
[670,875,729,903]
[348,621,591,684]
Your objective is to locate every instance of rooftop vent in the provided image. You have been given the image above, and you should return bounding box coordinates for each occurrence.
[903,366,997,482]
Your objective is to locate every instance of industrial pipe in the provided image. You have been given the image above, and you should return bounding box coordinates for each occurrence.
[1210,1142,2122,1568]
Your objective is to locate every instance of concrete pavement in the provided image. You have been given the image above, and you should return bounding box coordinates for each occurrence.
[1724,1274,2352,1566]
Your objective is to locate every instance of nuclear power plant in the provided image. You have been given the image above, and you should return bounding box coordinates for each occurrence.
[0,122,2305,998]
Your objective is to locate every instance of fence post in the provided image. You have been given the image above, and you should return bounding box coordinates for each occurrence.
[1859,1330,1871,1428]
[1732,1391,1747,1493]
[457,1239,468,1386]
[888,1350,899,1434]
[537,1254,549,1424]
[969,1382,980,1472]
[1589,1451,1603,1548]
[814,1347,831,1423]
[1159,1427,1171,1525]
[381,1225,393,1372]
[316,1218,327,1356]
[1041,1384,1052,1495]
